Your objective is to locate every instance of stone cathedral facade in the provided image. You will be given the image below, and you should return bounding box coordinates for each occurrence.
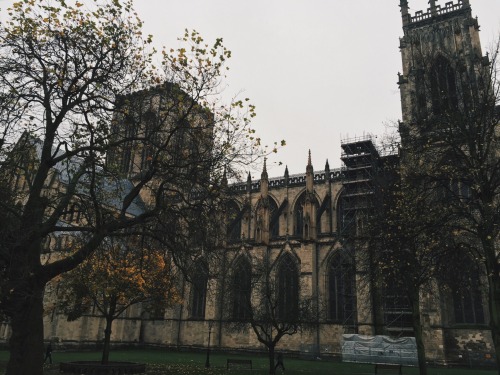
[0,0,496,364]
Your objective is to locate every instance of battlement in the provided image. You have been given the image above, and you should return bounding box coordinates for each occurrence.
[402,0,471,28]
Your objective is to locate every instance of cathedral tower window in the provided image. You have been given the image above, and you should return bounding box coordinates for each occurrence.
[430,56,459,115]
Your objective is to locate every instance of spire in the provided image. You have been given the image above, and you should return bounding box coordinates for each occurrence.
[325,159,330,176]
[284,165,289,186]
[306,150,314,193]
[306,150,313,173]
[260,158,269,198]
[261,158,268,180]
[246,172,252,193]
[400,0,410,26]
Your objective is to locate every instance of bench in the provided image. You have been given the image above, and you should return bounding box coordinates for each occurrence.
[226,358,253,370]
[374,363,402,374]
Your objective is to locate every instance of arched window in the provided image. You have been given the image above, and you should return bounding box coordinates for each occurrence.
[383,281,413,336]
[430,56,458,115]
[277,254,299,320]
[232,258,252,320]
[453,280,485,324]
[442,251,485,325]
[269,198,279,239]
[337,191,355,236]
[227,201,242,242]
[294,194,305,237]
[191,262,208,319]
[328,250,356,325]
[451,257,484,325]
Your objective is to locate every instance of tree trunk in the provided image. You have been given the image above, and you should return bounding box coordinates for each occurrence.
[410,291,427,375]
[487,250,500,375]
[484,237,500,375]
[489,282,500,375]
[101,316,114,365]
[268,343,275,375]
[5,283,45,375]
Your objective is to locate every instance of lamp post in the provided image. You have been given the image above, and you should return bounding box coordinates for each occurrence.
[205,320,214,368]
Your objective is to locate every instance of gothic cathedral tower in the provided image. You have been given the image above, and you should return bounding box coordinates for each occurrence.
[398,0,490,145]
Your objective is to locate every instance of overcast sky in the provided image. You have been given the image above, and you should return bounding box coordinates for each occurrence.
[1,0,499,177]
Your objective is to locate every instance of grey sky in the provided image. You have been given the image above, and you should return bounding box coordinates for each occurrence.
[1,0,499,176]
[132,0,500,176]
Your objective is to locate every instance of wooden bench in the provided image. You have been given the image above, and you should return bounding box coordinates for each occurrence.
[374,363,402,374]
[226,358,253,370]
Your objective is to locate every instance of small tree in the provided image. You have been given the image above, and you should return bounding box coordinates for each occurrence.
[55,237,180,364]
[225,250,315,375]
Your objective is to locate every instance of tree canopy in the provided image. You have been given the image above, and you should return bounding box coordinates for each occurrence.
[0,1,268,374]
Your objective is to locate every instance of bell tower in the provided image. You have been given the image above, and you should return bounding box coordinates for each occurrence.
[397,0,489,144]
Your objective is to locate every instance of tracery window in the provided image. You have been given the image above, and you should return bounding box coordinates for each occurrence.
[430,56,459,115]
[441,251,485,325]
[294,194,305,237]
[451,259,485,325]
[453,283,485,324]
[226,201,242,242]
[269,198,279,239]
[337,191,355,236]
[232,258,252,320]
[328,250,356,324]
[191,262,208,319]
[383,281,413,336]
[277,254,299,320]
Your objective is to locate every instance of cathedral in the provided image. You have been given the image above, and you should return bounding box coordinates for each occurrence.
[0,0,496,365]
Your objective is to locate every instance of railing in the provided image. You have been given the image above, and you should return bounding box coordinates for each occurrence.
[229,168,343,193]
[410,1,467,24]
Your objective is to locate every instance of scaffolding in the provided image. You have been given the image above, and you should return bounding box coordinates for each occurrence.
[337,136,381,333]
[339,136,411,336]
[339,135,380,238]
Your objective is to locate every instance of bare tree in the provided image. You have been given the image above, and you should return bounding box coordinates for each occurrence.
[224,248,316,375]
[369,36,500,373]
[399,39,500,372]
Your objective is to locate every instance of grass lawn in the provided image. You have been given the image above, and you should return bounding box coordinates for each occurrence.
[0,349,497,374]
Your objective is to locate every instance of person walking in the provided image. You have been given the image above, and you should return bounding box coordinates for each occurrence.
[275,351,285,372]
[44,342,53,364]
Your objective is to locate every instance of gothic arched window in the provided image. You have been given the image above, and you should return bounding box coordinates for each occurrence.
[191,262,208,319]
[383,281,413,335]
[450,255,485,325]
[277,254,299,320]
[227,200,242,242]
[328,250,356,325]
[294,194,305,237]
[269,198,279,239]
[453,280,485,324]
[430,56,458,115]
[232,258,252,320]
[337,191,355,236]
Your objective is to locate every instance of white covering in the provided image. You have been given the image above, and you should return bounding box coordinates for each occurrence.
[341,334,418,366]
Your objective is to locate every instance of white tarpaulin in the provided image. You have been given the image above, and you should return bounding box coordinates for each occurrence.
[342,334,418,366]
